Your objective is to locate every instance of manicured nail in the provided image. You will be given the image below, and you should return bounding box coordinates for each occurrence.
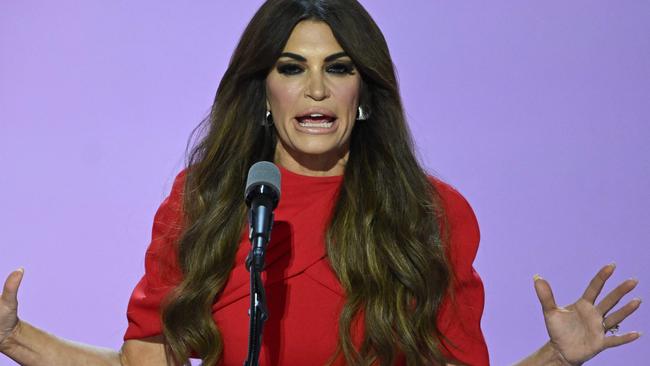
[633,297,642,304]
[16,268,24,273]
[609,262,616,269]
[533,274,543,281]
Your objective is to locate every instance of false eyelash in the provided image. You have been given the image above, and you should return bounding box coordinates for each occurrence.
[327,62,356,75]
[277,63,303,75]
[276,62,356,75]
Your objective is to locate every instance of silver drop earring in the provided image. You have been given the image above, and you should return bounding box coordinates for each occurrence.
[356,105,369,121]
[262,110,273,126]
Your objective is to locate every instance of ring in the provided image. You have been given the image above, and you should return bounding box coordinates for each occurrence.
[602,320,620,334]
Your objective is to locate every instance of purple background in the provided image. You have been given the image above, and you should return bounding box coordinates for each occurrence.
[1,1,648,364]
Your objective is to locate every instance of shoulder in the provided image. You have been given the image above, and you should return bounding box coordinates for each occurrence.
[428,177,489,364]
[428,176,479,232]
[145,169,188,285]
[124,170,189,339]
[427,176,481,275]
[155,169,187,217]
[167,169,188,204]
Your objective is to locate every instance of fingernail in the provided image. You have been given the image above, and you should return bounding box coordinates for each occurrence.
[636,331,643,338]
[533,274,543,281]
[633,297,642,304]
[609,262,616,269]
[16,267,24,273]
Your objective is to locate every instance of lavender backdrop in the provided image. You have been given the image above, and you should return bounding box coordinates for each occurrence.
[1,1,648,364]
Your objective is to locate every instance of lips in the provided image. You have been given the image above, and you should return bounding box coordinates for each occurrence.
[294,108,337,130]
[296,114,335,125]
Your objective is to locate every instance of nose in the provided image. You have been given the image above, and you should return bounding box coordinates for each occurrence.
[305,71,329,101]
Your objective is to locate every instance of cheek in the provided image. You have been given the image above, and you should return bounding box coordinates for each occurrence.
[267,78,302,117]
[329,80,360,111]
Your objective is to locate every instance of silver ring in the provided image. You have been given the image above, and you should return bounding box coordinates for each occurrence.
[603,320,620,334]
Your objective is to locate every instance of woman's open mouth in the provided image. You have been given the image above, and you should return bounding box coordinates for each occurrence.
[294,112,338,134]
[297,113,335,127]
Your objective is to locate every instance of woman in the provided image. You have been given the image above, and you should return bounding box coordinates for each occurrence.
[0,0,641,365]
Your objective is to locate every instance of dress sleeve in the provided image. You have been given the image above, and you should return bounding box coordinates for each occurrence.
[432,178,490,366]
[123,171,186,340]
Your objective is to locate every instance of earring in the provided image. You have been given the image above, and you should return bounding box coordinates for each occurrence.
[262,110,273,126]
[356,105,369,121]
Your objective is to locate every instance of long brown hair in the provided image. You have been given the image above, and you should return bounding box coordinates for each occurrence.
[161,1,454,365]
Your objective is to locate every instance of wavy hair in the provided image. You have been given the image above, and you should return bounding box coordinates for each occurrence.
[161,1,454,365]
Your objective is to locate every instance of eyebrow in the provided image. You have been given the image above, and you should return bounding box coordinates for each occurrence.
[278,51,349,62]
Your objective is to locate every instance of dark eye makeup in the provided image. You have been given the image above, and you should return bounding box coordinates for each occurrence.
[276,63,303,75]
[276,61,356,76]
[327,61,356,75]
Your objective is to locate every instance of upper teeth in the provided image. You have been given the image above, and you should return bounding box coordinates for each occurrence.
[310,113,324,118]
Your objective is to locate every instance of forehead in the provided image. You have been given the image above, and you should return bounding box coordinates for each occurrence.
[282,20,345,56]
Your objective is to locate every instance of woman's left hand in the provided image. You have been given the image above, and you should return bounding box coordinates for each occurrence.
[534,263,642,365]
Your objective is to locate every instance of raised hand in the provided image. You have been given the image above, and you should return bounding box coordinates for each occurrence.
[534,264,642,365]
[0,269,24,349]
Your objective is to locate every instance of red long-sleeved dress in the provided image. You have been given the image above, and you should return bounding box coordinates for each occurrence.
[124,166,489,365]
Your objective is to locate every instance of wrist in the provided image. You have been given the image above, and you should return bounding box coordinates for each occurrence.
[545,341,576,366]
[0,318,24,354]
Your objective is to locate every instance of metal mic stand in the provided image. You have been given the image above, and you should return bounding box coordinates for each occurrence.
[243,211,273,366]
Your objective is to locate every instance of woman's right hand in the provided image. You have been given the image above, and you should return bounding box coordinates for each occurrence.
[0,268,24,350]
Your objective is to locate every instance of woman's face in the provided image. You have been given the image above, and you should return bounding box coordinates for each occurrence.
[266,20,362,175]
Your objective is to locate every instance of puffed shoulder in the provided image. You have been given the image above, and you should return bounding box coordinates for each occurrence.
[428,176,481,278]
[428,176,489,366]
[124,170,187,339]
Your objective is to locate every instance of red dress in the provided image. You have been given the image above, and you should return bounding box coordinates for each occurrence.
[124,166,489,366]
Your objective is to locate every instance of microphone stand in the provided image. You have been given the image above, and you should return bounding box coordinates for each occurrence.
[243,204,273,366]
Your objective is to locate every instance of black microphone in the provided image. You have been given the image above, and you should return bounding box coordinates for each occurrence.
[245,161,281,272]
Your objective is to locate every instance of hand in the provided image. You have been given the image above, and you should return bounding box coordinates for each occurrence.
[534,264,642,365]
[0,268,24,349]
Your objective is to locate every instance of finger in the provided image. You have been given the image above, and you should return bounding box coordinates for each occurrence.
[604,332,642,348]
[0,268,24,305]
[596,278,639,315]
[534,274,557,312]
[581,263,616,304]
[603,297,642,329]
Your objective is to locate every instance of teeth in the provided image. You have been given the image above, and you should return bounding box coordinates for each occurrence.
[299,121,333,128]
[310,113,324,118]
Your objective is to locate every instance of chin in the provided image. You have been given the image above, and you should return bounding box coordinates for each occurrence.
[291,141,344,157]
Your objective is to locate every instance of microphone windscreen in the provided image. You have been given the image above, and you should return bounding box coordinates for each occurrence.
[245,161,281,199]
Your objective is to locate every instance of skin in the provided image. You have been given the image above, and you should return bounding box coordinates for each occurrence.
[532,264,642,365]
[0,20,642,366]
[267,20,362,177]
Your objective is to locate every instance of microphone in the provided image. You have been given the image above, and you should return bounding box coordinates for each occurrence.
[243,162,280,366]
[245,161,281,272]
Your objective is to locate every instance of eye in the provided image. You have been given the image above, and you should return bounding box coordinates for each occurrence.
[327,62,356,75]
[277,63,303,75]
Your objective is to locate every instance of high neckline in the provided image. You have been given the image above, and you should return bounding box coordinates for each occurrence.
[278,164,344,185]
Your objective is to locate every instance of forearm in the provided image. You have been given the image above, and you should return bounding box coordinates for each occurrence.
[0,320,121,366]
[513,341,570,366]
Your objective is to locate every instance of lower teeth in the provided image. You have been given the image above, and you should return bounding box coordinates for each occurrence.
[299,122,333,128]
